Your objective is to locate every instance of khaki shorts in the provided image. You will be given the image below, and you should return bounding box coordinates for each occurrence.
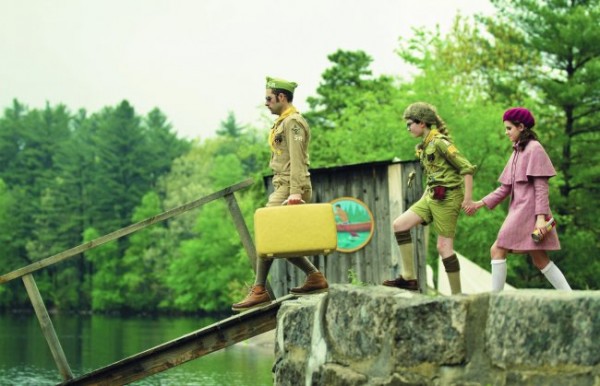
[410,187,463,238]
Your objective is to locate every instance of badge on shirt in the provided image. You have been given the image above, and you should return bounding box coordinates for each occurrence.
[442,139,457,155]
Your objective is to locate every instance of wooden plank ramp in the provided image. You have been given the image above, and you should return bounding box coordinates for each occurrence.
[59,295,296,386]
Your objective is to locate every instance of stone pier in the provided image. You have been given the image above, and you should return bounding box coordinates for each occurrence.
[274,285,600,386]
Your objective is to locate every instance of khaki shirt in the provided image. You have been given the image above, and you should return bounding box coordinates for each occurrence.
[269,113,311,194]
[419,134,475,189]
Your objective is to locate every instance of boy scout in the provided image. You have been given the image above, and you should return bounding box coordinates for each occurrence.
[383,102,476,294]
[232,76,329,311]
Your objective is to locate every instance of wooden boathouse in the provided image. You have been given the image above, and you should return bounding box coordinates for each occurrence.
[269,159,426,296]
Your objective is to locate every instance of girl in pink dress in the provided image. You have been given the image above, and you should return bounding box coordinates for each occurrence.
[468,107,571,291]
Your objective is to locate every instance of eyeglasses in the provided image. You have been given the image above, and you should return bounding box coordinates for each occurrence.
[406,120,420,129]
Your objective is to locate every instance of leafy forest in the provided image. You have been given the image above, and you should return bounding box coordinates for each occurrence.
[1,0,598,314]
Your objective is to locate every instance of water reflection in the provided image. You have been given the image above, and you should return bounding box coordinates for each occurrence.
[0,313,274,385]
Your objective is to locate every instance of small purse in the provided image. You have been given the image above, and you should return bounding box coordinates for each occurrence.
[432,186,446,200]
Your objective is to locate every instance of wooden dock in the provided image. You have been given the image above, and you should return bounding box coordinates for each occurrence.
[59,295,294,385]
[0,179,285,385]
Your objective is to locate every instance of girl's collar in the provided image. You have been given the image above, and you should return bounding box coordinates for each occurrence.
[422,129,440,147]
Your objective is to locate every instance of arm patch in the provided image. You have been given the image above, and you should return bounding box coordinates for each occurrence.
[440,139,458,155]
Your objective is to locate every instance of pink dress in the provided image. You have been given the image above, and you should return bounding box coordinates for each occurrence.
[482,140,560,251]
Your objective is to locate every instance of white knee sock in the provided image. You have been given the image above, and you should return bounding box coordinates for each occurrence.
[491,259,507,292]
[541,261,572,290]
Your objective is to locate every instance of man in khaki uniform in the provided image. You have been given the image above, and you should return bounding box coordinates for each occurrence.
[232,76,328,312]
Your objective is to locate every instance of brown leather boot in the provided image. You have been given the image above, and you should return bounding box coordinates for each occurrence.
[231,285,271,312]
[290,272,329,295]
[382,276,419,291]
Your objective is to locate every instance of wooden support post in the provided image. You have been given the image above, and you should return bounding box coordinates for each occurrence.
[22,274,73,381]
[403,164,427,294]
[387,163,403,280]
[414,226,428,294]
[223,192,275,299]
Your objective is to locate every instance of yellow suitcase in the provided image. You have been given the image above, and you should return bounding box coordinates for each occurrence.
[254,203,337,259]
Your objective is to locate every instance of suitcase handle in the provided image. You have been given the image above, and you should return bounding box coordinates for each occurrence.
[282,199,306,206]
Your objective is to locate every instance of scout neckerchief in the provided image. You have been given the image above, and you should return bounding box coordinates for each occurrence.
[268,105,297,156]
[415,128,440,158]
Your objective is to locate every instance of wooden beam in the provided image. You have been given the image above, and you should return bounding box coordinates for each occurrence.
[0,179,254,284]
[387,163,403,278]
[404,163,427,294]
[59,295,295,386]
[22,274,73,381]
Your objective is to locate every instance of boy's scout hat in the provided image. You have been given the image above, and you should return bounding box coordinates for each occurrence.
[266,76,298,93]
[403,102,438,125]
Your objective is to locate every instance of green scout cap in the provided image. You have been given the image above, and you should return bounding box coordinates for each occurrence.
[266,76,298,93]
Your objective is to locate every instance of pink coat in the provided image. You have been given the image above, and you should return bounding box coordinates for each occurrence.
[482,140,560,251]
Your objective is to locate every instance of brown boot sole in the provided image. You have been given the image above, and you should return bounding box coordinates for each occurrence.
[382,283,419,292]
[231,300,271,312]
[289,287,329,296]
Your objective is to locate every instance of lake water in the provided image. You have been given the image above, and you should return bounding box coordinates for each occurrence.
[0,312,275,385]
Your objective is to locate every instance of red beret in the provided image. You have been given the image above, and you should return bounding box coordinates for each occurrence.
[503,107,535,129]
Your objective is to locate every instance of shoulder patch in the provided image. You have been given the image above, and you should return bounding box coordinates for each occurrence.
[439,139,458,154]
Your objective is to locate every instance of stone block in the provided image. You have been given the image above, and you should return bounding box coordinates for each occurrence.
[312,363,368,386]
[486,290,600,368]
[275,294,328,385]
[325,285,468,368]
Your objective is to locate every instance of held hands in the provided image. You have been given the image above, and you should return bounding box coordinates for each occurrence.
[462,199,485,216]
[461,199,476,215]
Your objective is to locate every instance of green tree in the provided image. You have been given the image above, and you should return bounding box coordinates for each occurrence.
[306,50,396,128]
[0,179,24,307]
[0,99,191,310]
[215,112,267,175]
[0,101,70,191]
[398,16,541,105]
[83,227,122,311]
[0,101,72,260]
[0,102,81,307]
[144,108,191,184]
[157,147,255,312]
[121,191,168,312]
[305,49,412,167]
[164,197,254,312]
[156,113,269,312]
[85,101,152,234]
[216,111,246,138]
